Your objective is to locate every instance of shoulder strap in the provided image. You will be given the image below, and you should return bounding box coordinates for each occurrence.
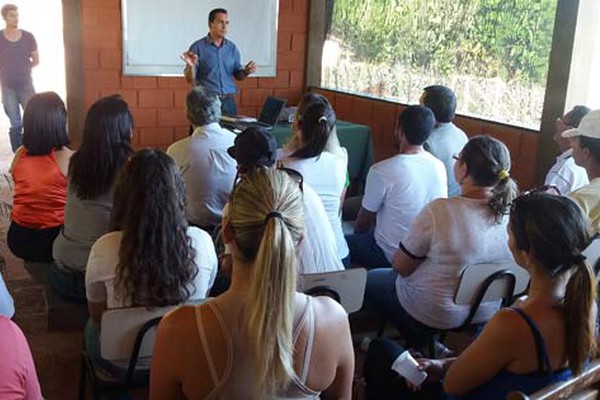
[194,303,234,389]
[300,297,316,383]
[510,307,553,375]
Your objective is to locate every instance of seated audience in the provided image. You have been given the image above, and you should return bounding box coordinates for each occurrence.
[0,315,41,399]
[278,98,350,265]
[167,85,237,230]
[228,126,343,274]
[150,168,354,398]
[7,92,73,262]
[51,95,134,301]
[0,272,14,318]
[365,135,518,348]
[84,149,218,371]
[347,105,447,268]
[544,105,590,194]
[564,109,600,232]
[421,85,468,197]
[365,192,596,400]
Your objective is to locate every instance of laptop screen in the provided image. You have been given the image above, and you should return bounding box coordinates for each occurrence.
[257,96,286,125]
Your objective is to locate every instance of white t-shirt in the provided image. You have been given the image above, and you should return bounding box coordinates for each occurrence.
[424,123,468,197]
[395,197,513,329]
[362,152,447,262]
[85,227,218,308]
[278,150,349,260]
[544,149,589,195]
[298,184,344,273]
[167,123,237,227]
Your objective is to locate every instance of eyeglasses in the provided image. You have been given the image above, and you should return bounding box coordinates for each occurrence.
[452,154,461,161]
[556,117,574,129]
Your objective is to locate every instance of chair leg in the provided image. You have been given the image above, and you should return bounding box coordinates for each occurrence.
[78,354,87,400]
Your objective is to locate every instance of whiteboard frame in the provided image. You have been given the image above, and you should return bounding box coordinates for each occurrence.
[121,0,279,77]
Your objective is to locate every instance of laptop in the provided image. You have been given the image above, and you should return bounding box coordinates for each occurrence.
[225,96,286,131]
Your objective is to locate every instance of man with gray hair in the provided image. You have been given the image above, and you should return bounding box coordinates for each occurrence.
[167,86,237,230]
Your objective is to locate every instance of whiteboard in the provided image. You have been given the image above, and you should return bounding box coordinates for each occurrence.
[122,0,278,77]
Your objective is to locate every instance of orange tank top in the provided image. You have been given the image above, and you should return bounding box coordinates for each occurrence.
[11,150,67,229]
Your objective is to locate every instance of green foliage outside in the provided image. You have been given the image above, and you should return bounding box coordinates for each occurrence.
[331,0,557,85]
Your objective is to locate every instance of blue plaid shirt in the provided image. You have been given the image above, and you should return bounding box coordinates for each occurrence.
[188,35,244,95]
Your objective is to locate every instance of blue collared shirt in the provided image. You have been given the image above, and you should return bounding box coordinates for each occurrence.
[188,35,243,95]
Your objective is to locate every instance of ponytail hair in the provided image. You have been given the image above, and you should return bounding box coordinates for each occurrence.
[228,168,304,395]
[460,135,519,221]
[291,101,336,159]
[509,192,596,374]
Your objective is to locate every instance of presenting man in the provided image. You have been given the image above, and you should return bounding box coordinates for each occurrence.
[0,4,38,152]
[182,8,256,116]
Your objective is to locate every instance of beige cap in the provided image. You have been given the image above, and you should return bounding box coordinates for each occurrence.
[562,109,600,139]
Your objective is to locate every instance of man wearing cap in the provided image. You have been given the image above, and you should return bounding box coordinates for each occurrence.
[227,127,344,274]
[181,8,256,116]
[544,105,590,195]
[564,109,600,232]
[167,86,237,230]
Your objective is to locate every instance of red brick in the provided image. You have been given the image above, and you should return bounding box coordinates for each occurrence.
[484,124,523,160]
[158,109,187,127]
[83,49,99,69]
[174,90,189,108]
[99,49,121,70]
[519,132,539,164]
[158,77,189,89]
[121,76,157,90]
[273,89,302,105]
[238,106,260,117]
[97,9,121,30]
[131,128,141,146]
[511,160,536,190]
[83,0,119,8]
[237,78,258,89]
[130,108,157,127]
[277,52,305,70]
[82,8,99,28]
[279,0,293,13]
[454,116,484,137]
[82,29,120,49]
[241,89,273,107]
[333,94,354,120]
[174,126,191,141]
[279,13,308,33]
[84,89,100,109]
[139,90,174,108]
[100,90,137,107]
[139,127,174,146]
[291,34,307,52]
[258,70,290,89]
[278,31,292,53]
[84,69,121,91]
[289,70,305,90]
[292,0,309,14]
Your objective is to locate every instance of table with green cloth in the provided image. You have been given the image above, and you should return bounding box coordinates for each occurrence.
[271,121,374,194]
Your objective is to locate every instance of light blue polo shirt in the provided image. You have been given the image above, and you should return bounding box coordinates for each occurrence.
[188,35,244,96]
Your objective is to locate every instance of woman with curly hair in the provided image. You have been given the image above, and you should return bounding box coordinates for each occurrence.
[84,149,217,370]
[151,168,354,399]
[51,95,134,301]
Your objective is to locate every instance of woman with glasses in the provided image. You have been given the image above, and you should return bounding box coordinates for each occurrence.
[365,192,596,399]
[150,168,354,399]
[365,135,519,350]
[278,96,350,266]
[84,149,217,372]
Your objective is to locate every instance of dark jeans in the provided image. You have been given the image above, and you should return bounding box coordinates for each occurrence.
[220,95,238,116]
[7,221,61,263]
[364,338,443,400]
[365,268,436,348]
[346,229,392,269]
[1,83,35,152]
[50,265,86,303]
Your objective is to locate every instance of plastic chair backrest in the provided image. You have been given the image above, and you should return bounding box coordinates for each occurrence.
[100,306,174,366]
[455,261,529,305]
[298,268,367,313]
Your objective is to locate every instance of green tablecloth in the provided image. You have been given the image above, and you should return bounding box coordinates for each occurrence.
[272,121,374,193]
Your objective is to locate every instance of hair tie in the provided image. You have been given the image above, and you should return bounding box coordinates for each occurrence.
[573,253,587,264]
[498,169,510,180]
[318,116,327,123]
[264,211,282,223]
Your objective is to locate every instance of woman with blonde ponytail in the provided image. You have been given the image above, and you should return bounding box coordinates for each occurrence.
[365,192,597,399]
[151,168,354,399]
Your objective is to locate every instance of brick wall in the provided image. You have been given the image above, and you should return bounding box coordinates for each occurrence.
[79,0,308,149]
[313,88,540,190]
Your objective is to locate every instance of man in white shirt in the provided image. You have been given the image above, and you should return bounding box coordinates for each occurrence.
[167,86,237,229]
[421,85,468,197]
[564,109,600,233]
[346,105,448,268]
[544,105,590,195]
